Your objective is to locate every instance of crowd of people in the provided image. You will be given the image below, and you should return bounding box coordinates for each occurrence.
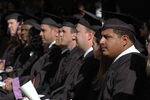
[0,2,149,100]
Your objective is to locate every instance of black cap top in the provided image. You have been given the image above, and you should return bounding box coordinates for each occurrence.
[19,14,41,30]
[102,11,143,32]
[30,21,41,31]
[41,12,63,28]
[62,16,79,28]
[78,9,102,32]
[7,13,21,20]
[94,28,101,41]
[7,10,24,21]
[19,13,41,25]
[102,18,136,33]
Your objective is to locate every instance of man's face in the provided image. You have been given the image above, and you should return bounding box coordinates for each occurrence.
[60,26,74,46]
[21,24,32,45]
[140,22,149,39]
[76,24,88,49]
[7,19,19,36]
[55,28,62,46]
[40,24,55,44]
[100,29,124,59]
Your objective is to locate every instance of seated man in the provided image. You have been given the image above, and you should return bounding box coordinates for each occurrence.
[97,13,148,100]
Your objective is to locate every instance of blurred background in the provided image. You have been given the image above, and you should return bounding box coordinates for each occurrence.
[0,0,150,41]
[1,0,150,18]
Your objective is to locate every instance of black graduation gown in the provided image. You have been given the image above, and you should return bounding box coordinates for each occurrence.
[0,49,44,80]
[0,44,61,100]
[12,45,32,70]
[2,43,22,68]
[33,49,63,90]
[36,49,69,94]
[0,92,15,100]
[97,53,148,100]
[0,45,33,80]
[50,46,84,90]
[19,44,61,86]
[134,39,148,56]
[42,46,84,99]
[0,34,10,58]
[135,78,150,100]
[69,51,100,100]
[44,51,99,100]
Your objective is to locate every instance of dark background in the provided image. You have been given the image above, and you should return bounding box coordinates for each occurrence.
[0,0,149,57]
[1,0,150,18]
[1,0,150,32]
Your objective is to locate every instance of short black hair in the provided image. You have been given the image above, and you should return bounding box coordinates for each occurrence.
[71,28,77,33]
[113,29,135,43]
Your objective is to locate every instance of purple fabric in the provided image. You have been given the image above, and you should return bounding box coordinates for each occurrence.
[3,79,8,82]
[12,77,22,99]
[98,44,102,52]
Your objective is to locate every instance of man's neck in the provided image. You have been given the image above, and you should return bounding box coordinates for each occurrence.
[68,42,76,51]
[60,45,67,51]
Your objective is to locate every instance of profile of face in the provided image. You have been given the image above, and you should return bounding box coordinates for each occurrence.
[76,24,89,51]
[140,22,149,39]
[21,24,32,45]
[100,29,124,59]
[93,37,101,59]
[40,24,55,44]
[17,25,22,40]
[146,33,150,55]
[7,19,19,36]
[60,26,74,46]
[56,28,62,46]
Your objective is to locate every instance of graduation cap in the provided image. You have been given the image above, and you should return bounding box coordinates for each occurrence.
[94,28,101,41]
[7,10,24,21]
[101,11,143,33]
[19,14,41,30]
[41,12,63,28]
[62,16,80,28]
[29,21,41,31]
[78,9,102,32]
[102,18,136,34]
[102,11,143,28]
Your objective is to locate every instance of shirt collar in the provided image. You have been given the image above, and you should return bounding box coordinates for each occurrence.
[61,49,69,54]
[49,41,56,49]
[113,45,140,63]
[84,47,93,58]
[25,44,28,47]
[29,51,34,56]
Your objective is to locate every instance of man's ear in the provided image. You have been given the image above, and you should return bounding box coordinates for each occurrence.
[54,28,59,34]
[72,33,77,40]
[88,30,94,41]
[121,35,129,46]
